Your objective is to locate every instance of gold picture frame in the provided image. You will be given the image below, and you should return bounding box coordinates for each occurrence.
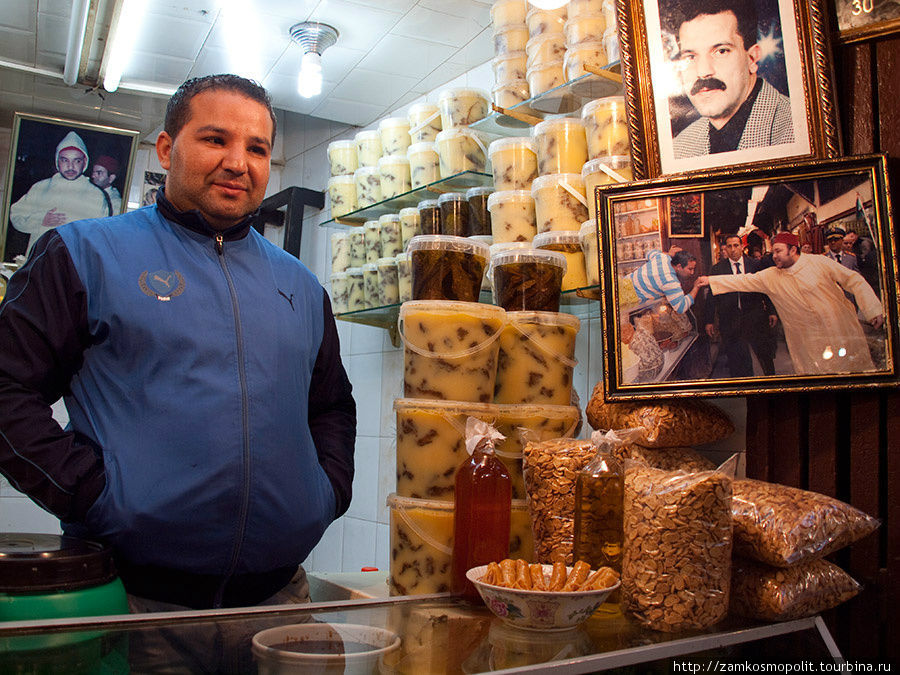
[616,0,842,178]
[1,113,140,261]
[595,154,898,400]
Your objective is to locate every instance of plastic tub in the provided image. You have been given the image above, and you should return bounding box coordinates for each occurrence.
[362,262,380,308]
[489,137,537,191]
[377,257,400,305]
[532,117,588,176]
[487,189,537,243]
[435,128,488,178]
[354,129,382,168]
[495,311,580,405]
[437,192,469,237]
[526,60,566,96]
[568,0,605,19]
[531,173,589,233]
[399,299,505,402]
[326,139,357,177]
[493,26,530,56]
[407,141,440,189]
[581,95,629,160]
[581,155,632,219]
[379,116,412,156]
[491,246,566,311]
[348,228,366,268]
[330,271,349,314]
[467,186,494,236]
[564,13,607,45]
[398,207,422,250]
[525,6,567,37]
[377,154,411,199]
[378,213,403,258]
[407,102,442,143]
[492,80,531,109]
[525,33,567,70]
[407,234,490,302]
[603,25,620,62]
[387,494,534,595]
[354,166,382,207]
[490,0,528,30]
[533,229,588,290]
[437,87,490,129]
[327,175,357,219]
[564,40,609,81]
[330,231,350,274]
[417,198,441,235]
[493,51,528,85]
[579,218,601,287]
[396,252,412,302]
[470,234,495,291]
[363,219,382,264]
[346,267,365,311]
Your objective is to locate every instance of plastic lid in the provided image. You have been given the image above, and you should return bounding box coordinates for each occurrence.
[407,141,437,155]
[355,129,380,141]
[469,234,494,244]
[399,207,420,218]
[406,234,490,258]
[379,117,410,130]
[580,219,599,235]
[490,241,532,256]
[396,252,411,262]
[488,136,535,157]
[437,87,490,102]
[466,186,494,198]
[487,189,534,210]
[437,192,466,204]
[0,533,118,592]
[496,402,580,421]
[532,116,585,136]
[581,96,626,117]
[527,59,565,72]
[378,213,400,223]
[327,139,356,152]
[491,246,567,271]
[493,50,527,63]
[526,5,568,19]
[377,154,409,167]
[386,492,456,511]
[364,219,380,229]
[435,127,484,141]
[566,39,606,52]
[377,256,397,266]
[393,397,496,416]
[533,229,583,247]
[582,156,631,176]
[354,166,379,176]
[362,262,378,272]
[417,199,439,210]
[327,175,355,185]
[525,33,566,53]
[531,173,585,193]
[506,309,581,330]
[408,102,440,116]
[399,299,505,324]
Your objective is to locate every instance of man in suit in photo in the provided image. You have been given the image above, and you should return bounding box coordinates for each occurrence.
[823,227,859,272]
[703,234,778,377]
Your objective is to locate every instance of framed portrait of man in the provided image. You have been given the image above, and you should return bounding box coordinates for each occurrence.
[1,113,139,261]
[616,0,841,178]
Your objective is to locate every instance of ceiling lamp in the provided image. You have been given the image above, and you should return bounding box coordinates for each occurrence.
[290,21,339,99]
[527,0,569,9]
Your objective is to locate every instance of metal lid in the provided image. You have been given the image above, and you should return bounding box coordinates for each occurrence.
[0,533,118,593]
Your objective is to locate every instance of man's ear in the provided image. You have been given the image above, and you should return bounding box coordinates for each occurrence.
[156,131,173,171]
[109,174,117,184]
[746,44,762,75]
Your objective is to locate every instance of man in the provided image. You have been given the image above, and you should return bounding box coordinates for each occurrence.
[9,131,111,255]
[662,0,794,159]
[844,229,880,295]
[0,75,356,610]
[823,227,859,271]
[703,234,778,377]
[90,155,123,215]
[628,246,703,313]
[698,232,884,374]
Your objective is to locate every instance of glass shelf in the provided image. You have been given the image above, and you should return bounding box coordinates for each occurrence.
[470,64,623,137]
[321,171,493,228]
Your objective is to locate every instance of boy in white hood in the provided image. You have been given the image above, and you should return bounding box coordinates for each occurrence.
[10,131,111,256]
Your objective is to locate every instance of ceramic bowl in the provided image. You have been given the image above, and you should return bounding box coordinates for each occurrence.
[466,564,620,631]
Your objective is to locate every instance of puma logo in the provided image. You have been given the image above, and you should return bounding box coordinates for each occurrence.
[152,273,173,289]
[277,289,295,311]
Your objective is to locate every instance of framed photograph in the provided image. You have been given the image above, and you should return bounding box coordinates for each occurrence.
[140,171,166,208]
[595,153,899,400]
[835,0,900,42]
[1,113,140,261]
[668,193,704,237]
[616,0,841,178]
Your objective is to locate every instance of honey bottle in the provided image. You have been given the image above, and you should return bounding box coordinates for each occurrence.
[452,418,511,602]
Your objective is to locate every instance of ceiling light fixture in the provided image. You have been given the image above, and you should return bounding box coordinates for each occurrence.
[290,21,338,99]
[101,0,149,93]
[63,0,91,86]
[527,0,570,10]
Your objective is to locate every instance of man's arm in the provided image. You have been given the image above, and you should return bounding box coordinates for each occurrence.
[0,231,105,521]
[704,270,769,296]
[828,259,884,325]
[308,290,356,519]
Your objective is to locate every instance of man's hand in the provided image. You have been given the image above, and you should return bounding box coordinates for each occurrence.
[668,245,683,257]
[870,315,884,331]
[41,208,66,228]
[705,323,716,338]
[768,314,778,328]
[694,276,709,289]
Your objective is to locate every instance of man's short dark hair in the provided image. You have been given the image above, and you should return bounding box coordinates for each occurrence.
[722,234,742,246]
[661,0,759,51]
[165,74,277,142]
[672,250,697,268]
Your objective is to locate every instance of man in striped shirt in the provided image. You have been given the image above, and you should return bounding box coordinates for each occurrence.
[628,246,705,313]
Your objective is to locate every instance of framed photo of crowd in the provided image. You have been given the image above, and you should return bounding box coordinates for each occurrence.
[595,153,899,400]
[615,0,841,178]
[1,113,139,261]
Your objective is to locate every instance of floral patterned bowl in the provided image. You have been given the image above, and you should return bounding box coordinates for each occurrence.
[466,564,620,631]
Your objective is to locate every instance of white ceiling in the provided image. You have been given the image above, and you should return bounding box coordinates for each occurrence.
[0,0,495,138]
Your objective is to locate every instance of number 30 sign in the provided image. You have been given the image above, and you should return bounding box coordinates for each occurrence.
[835,0,900,43]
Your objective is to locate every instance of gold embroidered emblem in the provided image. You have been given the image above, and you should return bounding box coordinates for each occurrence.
[139,270,186,302]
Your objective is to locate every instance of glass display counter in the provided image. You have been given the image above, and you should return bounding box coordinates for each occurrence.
[0,593,843,674]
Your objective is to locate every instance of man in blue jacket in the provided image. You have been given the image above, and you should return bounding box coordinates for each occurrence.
[0,74,356,610]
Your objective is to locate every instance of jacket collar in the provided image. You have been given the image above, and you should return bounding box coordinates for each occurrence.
[156,187,258,242]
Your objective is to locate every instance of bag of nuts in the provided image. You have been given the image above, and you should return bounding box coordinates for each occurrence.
[729,558,861,622]
[622,456,736,632]
[732,479,879,567]
[610,444,716,473]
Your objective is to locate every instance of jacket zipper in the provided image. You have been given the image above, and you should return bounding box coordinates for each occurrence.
[213,233,252,608]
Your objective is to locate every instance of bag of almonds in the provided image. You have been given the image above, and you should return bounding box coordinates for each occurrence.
[622,456,736,632]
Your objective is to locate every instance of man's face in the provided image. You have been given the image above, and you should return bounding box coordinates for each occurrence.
[676,11,761,129]
[57,148,86,181]
[772,242,798,268]
[827,236,844,253]
[723,237,743,262]
[674,259,697,281]
[801,243,813,254]
[91,164,114,189]
[155,88,272,230]
[843,232,858,250]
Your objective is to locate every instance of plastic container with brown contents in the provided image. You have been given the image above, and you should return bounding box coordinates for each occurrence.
[581,155,632,220]
[564,40,608,81]
[398,207,422,250]
[407,102,442,143]
[378,116,412,156]
[466,186,495,236]
[435,128,489,178]
[348,228,366,268]
[354,129,382,168]
[526,60,566,97]
[531,173,589,233]
[525,5,567,37]
[376,256,400,305]
[532,117,588,176]
[564,13,607,45]
[487,189,537,243]
[437,192,469,237]
[492,80,531,109]
[493,26,530,56]
[489,137,538,191]
[580,218,602,287]
[326,175,357,218]
[490,0,528,30]
[417,198,441,235]
[407,141,440,188]
[354,166,382,207]
[329,271,349,314]
[491,246,566,311]
[493,51,528,85]
[377,154,411,199]
[361,262,380,308]
[378,213,403,258]
[363,219,382,264]
[345,267,365,311]
[525,33,567,70]
[581,96,630,160]
[437,87,490,129]
[406,234,490,302]
[396,252,412,302]
[326,139,357,177]
[533,229,588,290]
[330,231,350,274]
